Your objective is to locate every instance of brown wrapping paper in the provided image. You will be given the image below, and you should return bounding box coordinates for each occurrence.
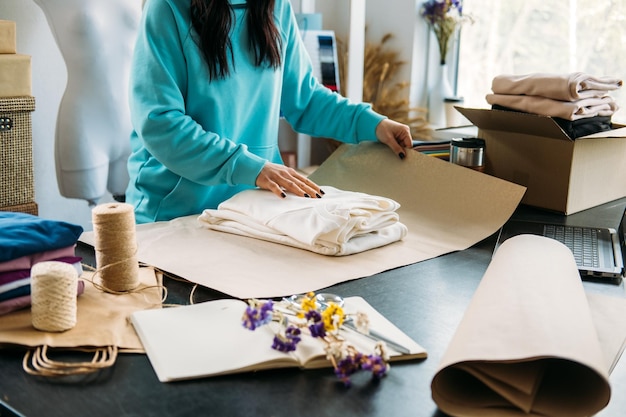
[0,20,17,54]
[80,142,526,299]
[0,54,31,97]
[0,267,162,352]
[432,234,626,417]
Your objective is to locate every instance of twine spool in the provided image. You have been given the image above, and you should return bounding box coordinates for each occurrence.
[31,261,79,332]
[92,203,139,292]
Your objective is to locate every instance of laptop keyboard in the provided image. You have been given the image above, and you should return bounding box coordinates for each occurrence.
[543,225,599,268]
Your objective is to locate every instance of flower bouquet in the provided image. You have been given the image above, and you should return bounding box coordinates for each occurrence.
[420,0,472,65]
[242,292,390,386]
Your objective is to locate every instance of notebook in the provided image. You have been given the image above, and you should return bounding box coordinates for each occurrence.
[495,209,626,279]
[130,296,427,382]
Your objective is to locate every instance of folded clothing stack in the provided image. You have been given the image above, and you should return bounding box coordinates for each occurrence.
[486,72,622,134]
[198,186,408,256]
[0,212,84,315]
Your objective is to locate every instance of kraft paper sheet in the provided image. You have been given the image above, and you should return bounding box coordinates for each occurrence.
[431,234,626,417]
[81,142,526,299]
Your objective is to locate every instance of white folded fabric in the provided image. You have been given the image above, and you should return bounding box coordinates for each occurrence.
[485,93,619,121]
[491,72,623,101]
[197,186,408,256]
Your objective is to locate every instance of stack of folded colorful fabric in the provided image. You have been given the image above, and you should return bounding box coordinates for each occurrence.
[0,212,84,315]
[486,72,623,138]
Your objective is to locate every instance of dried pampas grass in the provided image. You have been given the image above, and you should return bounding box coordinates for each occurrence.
[337,33,431,140]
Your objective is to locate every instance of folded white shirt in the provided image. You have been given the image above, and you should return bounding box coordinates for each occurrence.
[485,93,619,121]
[197,186,408,256]
[491,72,623,101]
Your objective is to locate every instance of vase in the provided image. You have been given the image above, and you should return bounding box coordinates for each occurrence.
[428,63,455,127]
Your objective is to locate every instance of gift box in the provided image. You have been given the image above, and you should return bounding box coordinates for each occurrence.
[0,96,36,207]
[0,54,32,97]
[0,20,17,54]
[456,107,626,214]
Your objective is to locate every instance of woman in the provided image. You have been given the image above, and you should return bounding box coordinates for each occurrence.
[127,0,413,223]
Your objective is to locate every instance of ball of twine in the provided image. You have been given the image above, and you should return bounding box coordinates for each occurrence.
[92,203,139,293]
[31,261,79,332]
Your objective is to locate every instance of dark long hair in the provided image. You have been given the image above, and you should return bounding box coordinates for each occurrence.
[190,0,282,80]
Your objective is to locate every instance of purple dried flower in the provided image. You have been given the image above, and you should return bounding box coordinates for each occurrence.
[241,300,274,330]
[334,356,361,387]
[271,325,302,352]
[361,355,390,379]
[420,0,471,64]
[308,321,326,338]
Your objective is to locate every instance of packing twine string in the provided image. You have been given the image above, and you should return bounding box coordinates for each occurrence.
[31,261,79,332]
[91,203,140,293]
[90,202,203,305]
[22,204,169,377]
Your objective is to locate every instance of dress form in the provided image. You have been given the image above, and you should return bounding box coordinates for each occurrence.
[32,0,142,205]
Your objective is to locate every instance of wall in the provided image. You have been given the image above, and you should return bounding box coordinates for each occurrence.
[0,0,431,231]
[1,0,115,232]
[315,0,430,109]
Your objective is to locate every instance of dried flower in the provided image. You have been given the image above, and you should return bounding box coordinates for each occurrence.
[242,292,390,386]
[242,299,274,330]
[420,0,473,65]
[271,325,302,352]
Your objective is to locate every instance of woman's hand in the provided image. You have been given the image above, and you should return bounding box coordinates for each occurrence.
[256,162,324,199]
[375,118,413,159]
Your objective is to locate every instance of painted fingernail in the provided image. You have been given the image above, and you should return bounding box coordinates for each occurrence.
[281,192,287,198]
[315,193,322,198]
[319,189,326,195]
[399,152,406,160]
[304,193,311,198]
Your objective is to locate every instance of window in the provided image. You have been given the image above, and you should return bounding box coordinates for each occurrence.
[457,0,626,124]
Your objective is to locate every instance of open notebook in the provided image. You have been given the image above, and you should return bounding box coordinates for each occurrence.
[131,296,427,382]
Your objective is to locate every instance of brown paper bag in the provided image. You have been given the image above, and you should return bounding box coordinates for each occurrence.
[0,266,162,376]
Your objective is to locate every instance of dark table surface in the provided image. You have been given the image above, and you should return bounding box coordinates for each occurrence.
[1,198,625,417]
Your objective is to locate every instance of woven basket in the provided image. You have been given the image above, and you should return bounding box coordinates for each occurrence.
[0,201,38,215]
[0,96,35,206]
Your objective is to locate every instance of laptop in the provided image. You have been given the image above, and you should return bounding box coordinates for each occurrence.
[495,208,626,279]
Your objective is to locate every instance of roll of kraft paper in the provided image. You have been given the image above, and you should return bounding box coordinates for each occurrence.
[431,234,614,417]
[31,261,79,332]
[92,203,139,292]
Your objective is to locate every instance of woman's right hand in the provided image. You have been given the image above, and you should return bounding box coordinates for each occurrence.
[255,162,324,199]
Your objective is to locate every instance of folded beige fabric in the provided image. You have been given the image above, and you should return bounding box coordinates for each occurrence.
[491,72,623,101]
[198,185,407,256]
[486,93,618,120]
[431,234,626,417]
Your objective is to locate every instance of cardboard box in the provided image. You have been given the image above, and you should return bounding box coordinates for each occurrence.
[0,54,31,97]
[0,20,17,54]
[0,96,36,207]
[456,107,626,214]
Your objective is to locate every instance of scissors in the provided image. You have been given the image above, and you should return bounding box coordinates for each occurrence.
[285,293,411,354]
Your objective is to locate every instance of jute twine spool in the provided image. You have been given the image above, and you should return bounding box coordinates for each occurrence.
[31,261,78,332]
[92,203,139,292]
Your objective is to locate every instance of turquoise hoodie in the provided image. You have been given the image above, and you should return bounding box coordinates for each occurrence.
[127,0,385,223]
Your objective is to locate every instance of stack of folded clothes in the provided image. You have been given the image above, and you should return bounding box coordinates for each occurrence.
[198,186,408,256]
[0,212,85,315]
[486,72,623,138]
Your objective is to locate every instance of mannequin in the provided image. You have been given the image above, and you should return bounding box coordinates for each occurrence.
[32,0,142,205]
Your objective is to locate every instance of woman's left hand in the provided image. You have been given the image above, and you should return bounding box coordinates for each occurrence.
[375,118,413,159]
